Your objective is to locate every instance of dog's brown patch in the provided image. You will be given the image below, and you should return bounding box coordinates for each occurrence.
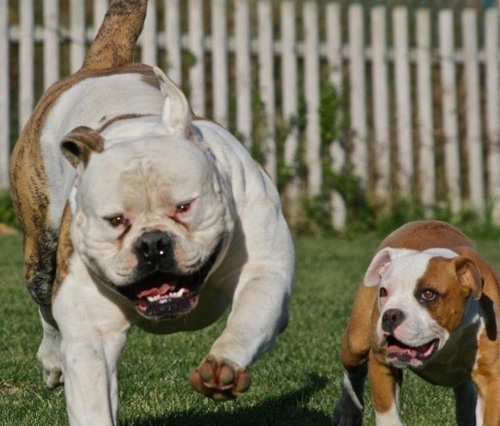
[61,126,105,167]
[378,220,472,252]
[415,257,475,333]
[52,203,74,301]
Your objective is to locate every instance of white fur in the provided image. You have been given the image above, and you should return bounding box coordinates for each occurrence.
[40,74,164,229]
[375,400,404,426]
[376,252,450,352]
[42,69,294,425]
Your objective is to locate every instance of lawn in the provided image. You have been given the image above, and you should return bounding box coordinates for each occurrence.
[0,232,498,426]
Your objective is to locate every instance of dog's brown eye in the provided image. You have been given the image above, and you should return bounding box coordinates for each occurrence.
[421,289,437,301]
[176,203,191,214]
[107,215,125,227]
[379,287,388,298]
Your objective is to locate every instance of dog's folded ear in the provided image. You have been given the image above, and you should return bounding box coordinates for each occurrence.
[453,256,483,301]
[60,126,105,168]
[153,66,192,137]
[363,247,417,287]
[364,248,393,287]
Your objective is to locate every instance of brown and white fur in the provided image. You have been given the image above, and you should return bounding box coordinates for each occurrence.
[333,221,499,426]
[10,1,294,425]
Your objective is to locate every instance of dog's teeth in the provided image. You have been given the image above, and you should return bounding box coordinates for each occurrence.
[168,288,186,298]
[145,288,187,302]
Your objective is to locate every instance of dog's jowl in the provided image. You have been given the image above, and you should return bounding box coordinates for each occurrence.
[10,1,295,424]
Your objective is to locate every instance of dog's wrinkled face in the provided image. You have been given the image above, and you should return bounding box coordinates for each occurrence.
[62,69,234,320]
[364,248,483,368]
[75,137,231,319]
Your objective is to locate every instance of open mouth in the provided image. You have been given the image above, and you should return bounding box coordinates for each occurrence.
[385,336,439,365]
[116,248,220,319]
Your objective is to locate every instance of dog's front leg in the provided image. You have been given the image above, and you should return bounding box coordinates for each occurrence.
[333,285,378,425]
[472,356,500,426]
[60,331,127,426]
[190,266,292,400]
[52,263,130,426]
[369,351,404,426]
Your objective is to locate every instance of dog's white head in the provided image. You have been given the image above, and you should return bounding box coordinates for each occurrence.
[61,68,234,320]
[364,247,483,368]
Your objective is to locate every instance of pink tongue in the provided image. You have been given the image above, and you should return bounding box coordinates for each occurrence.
[138,283,175,299]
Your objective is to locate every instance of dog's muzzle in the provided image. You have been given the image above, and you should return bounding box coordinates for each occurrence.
[115,230,221,320]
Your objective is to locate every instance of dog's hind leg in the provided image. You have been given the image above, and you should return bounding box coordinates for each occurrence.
[333,285,377,426]
[453,380,477,426]
[36,305,64,388]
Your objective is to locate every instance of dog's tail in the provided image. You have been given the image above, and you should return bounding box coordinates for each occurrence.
[82,0,148,71]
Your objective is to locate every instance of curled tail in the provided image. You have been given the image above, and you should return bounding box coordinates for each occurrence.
[82,0,148,71]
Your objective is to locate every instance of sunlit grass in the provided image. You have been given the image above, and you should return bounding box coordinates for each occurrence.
[0,233,498,425]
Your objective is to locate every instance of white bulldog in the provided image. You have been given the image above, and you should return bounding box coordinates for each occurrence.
[9,1,294,425]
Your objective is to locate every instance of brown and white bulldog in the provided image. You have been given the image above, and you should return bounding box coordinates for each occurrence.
[333,221,499,426]
[9,1,294,425]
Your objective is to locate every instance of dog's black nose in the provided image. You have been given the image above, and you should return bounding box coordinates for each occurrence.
[135,231,172,265]
[382,309,406,334]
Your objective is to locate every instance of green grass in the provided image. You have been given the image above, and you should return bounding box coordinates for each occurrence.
[0,233,498,426]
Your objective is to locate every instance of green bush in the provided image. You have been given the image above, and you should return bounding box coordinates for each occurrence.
[0,190,18,229]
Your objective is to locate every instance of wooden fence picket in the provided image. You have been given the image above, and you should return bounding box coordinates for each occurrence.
[416,9,435,213]
[371,6,391,201]
[188,0,205,116]
[348,4,368,188]
[19,0,34,131]
[462,10,485,217]
[0,0,9,189]
[325,2,346,231]
[280,0,300,219]
[141,0,158,66]
[304,1,322,196]
[70,0,85,73]
[257,0,276,182]
[211,0,229,127]
[439,10,461,214]
[93,0,108,38]
[484,8,500,218]
[43,0,60,91]
[234,0,252,148]
[165,0,181,85]
[393,7,413,196]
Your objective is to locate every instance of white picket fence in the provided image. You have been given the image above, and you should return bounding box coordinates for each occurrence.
[1,0,499,228]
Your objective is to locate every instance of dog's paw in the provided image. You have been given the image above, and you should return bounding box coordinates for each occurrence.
[36,342,64,389]
[189,355,251,401]
[332,397,363,426]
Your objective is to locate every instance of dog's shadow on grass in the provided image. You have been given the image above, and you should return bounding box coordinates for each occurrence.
[123,373,332,426]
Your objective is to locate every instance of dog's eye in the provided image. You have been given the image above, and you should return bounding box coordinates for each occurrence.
[420,289,438,302]
[107,215,126,227]
[379,287,388,298]
[176,203,191,214]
